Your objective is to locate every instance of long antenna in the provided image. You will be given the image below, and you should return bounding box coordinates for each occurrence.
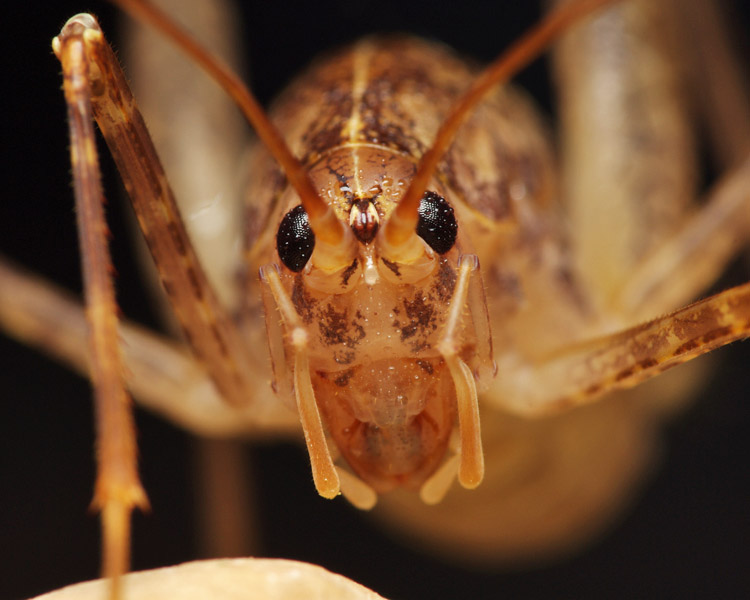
[110,0,349,247]
[381,0,623,249]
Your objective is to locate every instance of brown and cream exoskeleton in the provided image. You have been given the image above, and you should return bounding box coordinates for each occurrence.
[251,39,509,506]
[242,0,750,528]
[9,0,750,593]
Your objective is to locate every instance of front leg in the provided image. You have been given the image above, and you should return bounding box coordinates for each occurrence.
[489,281,750,417]
[51,13,260,594]
[55,19,148,594]
[54,17,258,407]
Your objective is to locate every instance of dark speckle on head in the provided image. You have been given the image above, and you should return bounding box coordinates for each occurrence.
[334,369,355,387]
[319,304,351,346]
[292,275,316,324]
[432,259,457,302]
[341,258,359,287]
[318,304,366,349]
[397,294,437,352]
[381,257,401,277]
[334,350,356,365]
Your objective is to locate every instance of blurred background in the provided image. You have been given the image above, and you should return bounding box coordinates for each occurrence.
[1,1,749,598]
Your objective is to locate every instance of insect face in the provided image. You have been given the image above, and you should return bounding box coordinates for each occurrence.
[266,142,482,494]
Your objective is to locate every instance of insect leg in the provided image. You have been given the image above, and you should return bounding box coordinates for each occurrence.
[488,281,750,417]
[614,157,750,319]
[608,0,750,320]
[53,19,147,596]
[555,0,697,312]
[0,257,298,437]
[121,0,248,310]
[675,0,750,170]
[54,15,258,409]
[122,0,259,560]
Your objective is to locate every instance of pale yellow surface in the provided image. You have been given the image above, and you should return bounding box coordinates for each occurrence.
[31,558,386,600]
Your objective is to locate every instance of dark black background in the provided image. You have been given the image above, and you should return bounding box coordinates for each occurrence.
[1,1,750,599]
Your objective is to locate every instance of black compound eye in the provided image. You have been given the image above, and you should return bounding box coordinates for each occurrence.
[416,191,458,254]
[276,205,315,272]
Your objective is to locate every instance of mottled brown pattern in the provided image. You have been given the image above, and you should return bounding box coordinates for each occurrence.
[637,358,659,370]
[349,39,468,156]
[317,304,366,350]
[671,305,722,340]
[319,304,352,346]
[614,366,635,383]
[272,49,356,165]
[304,94,354,161]
[381,257,401,277]
[700,325,734,345]
[673,338,700,354]
[291,275,316,324]
[334,369,355,388]
[333,349,356,366]
[441,84,556,227]
[167,221,187,257]
[323,160,355,202]
[185,267,203,301]
[674,326,734,356]
[340,258,360,286]
[359,85,418,155]
[396,294,437,353]
[254,36,556,244]
[432,259,457,302]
